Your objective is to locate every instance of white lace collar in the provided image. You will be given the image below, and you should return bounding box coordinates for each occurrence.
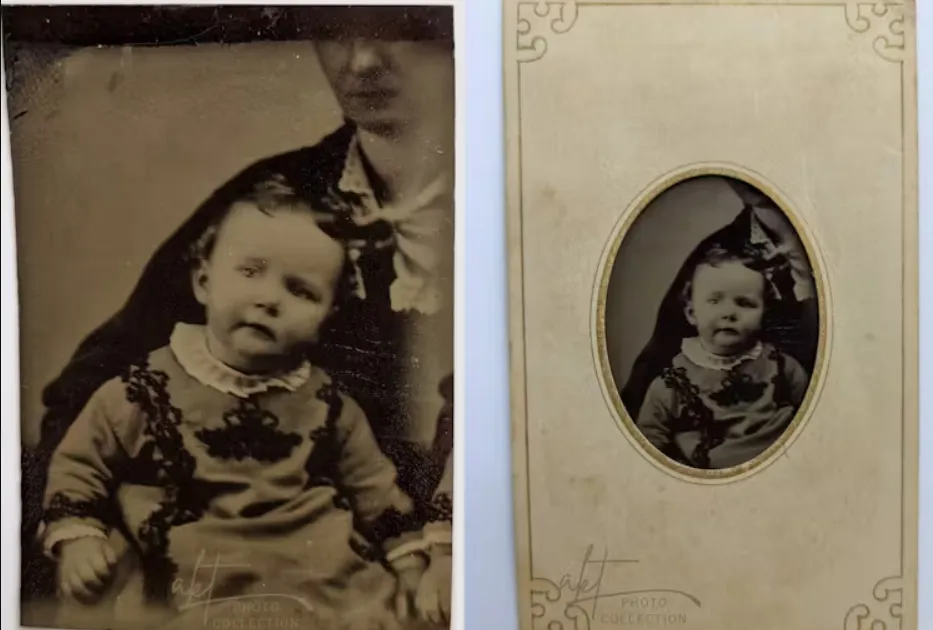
[169,323,311,398]
[337,134,452,316]
[681,337,763,371]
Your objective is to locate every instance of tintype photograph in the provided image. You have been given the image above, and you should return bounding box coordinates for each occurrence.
[5,6,454,630]
[604,175,820,472]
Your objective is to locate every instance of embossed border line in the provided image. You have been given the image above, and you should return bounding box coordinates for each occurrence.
[507,2,915,629]
[517,1,907,63]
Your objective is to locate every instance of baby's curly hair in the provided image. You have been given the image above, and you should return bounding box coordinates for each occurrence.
[680,243,788,308]
[189,175,340,265]
[189,174,357,303]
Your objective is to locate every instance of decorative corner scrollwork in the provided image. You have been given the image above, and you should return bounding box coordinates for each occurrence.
[844,3,906,63]
[517,1,579,64]
[844,575,903,630]
[530,577,591,630]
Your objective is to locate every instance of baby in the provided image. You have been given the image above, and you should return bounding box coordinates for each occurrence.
[636,245,810,470]
[41,178,440,629]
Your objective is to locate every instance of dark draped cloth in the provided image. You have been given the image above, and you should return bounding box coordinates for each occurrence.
[22,122,453,601]
[619,206,819,422]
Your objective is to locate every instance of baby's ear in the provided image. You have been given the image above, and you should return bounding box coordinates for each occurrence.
[684,302,697,326]
[191,264,210,306]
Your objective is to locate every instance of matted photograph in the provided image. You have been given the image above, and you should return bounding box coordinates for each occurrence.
[504,1,918,629]
[4,6,454,630]
[603,175,820,472]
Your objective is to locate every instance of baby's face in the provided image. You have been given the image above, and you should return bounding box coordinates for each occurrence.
[193,202,344,373]
[686,261,765,356]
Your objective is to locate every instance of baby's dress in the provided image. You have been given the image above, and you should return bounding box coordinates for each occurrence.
[637,338,809,469]
[41,323,426,630]
[422,452,453,615]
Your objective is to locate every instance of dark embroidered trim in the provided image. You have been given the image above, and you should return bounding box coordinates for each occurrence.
[121,360,208,602]
[708,369,767,407]
[423,493,452,524]
[378,438,440,506]
[303,381,354,511]
[303,428,344,507]
[662,367,710,434]
[430,374,454,469]
[195,398,302,462]
[661,367,724,469]
[123,440,167,485]
[365,506,425,546]
[44,493,111,526]
[769,346,795,408]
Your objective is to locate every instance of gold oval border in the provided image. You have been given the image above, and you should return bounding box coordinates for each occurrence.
[592,162,832,485]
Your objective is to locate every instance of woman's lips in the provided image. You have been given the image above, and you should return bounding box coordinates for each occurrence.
[350,89,393,97]
[347,88,397,105]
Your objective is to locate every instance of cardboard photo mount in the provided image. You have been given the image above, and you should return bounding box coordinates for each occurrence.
[504,2,918,629]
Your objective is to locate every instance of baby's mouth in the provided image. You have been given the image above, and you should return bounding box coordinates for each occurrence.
[715,327,740,336]
[239,322,276,340]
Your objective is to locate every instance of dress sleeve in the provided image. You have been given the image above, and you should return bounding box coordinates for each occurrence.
[423,452,453,549]
[782,353,811,406]
[636,377,677,453]
[333,393,425,557]
[42,379,133,556]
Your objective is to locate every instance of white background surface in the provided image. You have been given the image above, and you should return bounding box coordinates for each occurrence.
[0,1,929,629]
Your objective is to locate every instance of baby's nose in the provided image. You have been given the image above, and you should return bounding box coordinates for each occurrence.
[258,301,280,316]
[253,283,282,312]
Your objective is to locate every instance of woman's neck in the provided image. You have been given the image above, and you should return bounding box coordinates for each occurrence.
[357,114,454,204]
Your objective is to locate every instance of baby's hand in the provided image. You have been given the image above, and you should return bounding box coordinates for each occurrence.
[390,555,427,623]
[415,552,452,626]
[57,537,118,603]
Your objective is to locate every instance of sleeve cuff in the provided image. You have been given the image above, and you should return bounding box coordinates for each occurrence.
[365,505,425,554]
[425,528,453,546]
[42,523,108,559]
[385,538,432,563]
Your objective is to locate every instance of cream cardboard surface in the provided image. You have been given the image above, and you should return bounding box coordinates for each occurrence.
[504,2,918,629]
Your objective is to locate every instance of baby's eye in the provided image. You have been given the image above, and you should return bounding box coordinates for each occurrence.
[287,279,320,302]
[238,266,260,278]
